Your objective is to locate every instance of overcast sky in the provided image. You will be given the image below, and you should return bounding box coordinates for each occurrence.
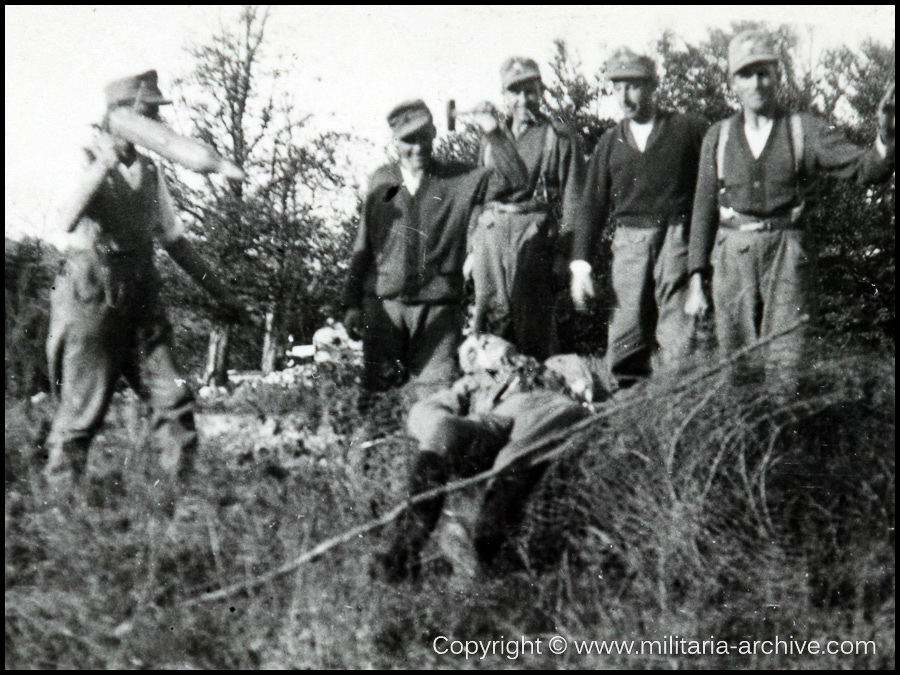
[5,5,895,244]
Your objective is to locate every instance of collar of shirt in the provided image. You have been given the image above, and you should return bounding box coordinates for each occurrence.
[628,117,656,153]
[743,117,774,159]
[116,153,147,189]
[399,165,423,196]
[507,112,548,140]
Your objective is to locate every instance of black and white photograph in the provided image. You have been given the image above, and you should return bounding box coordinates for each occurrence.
[5,5,895,669]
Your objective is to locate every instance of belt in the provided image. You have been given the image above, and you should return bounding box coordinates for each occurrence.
[719,203,805,232]
[616,214,688,229]
[486,200,550,214]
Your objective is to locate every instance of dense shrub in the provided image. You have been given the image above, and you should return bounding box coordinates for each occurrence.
[5,238,60,396]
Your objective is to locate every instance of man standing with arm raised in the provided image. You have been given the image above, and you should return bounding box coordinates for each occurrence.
[684,30,894,389]
[45,70,247,496]
[470,57,586,360]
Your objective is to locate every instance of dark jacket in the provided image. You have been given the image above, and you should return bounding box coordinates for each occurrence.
[344,130,527,307]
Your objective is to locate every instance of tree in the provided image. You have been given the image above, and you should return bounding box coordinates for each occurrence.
[808,39,895,347]
[544,39,611,156]
[817,39,896,142]
[170,6,354,381]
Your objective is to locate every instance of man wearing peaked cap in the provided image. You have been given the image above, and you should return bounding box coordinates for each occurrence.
[104,69,172,108]
[343,98,527,400]
[500,56,541,90]
[605,48,657,80]
[573,47,708,390]
[468,55,587,361]
[685,29,895,391]
[726,29,778,76]
[44,70,247,502]
[386,99,434,140]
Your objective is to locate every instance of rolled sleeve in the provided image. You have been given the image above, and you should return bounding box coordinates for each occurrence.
[803,114,895,184]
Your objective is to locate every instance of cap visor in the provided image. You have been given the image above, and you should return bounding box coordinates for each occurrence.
[608,69,652,81]
[504,73,541,90]
[731,56,778,75]
[394,118,433,140]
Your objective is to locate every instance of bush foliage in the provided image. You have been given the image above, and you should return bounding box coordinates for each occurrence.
[5,26,895,394]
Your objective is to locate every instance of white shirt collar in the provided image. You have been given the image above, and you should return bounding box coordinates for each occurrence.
[399,166,423,196]
[743,118,774,159]
[628,117,655,153]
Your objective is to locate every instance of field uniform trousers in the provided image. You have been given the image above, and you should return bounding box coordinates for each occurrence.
[711,227,817,384]
[608,222,692,387]
[360,297,462,396]
[45,248,197,480]
[389,390,591,568]
[471,206,559,361]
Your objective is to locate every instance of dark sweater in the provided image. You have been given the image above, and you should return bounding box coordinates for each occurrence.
[689,110,895,274]
[573,111,707,261]
[343,130,527,307]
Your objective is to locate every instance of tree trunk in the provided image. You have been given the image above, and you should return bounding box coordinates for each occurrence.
[203,323,232,386]
[260,305,279,375]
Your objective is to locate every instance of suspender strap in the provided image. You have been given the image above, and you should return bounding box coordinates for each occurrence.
[482,121,556,187]
[716,117,733,183]
[539,122,556,181]
[788,113,804,176]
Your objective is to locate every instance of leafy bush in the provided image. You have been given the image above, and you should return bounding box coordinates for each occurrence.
[5,238,60,396]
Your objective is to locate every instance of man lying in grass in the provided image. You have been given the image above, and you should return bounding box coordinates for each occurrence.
[373,334,609,582]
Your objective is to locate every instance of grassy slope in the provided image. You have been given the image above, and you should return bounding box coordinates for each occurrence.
[5,355,895,669]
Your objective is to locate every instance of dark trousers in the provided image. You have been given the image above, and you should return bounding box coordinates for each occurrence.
[45,250,197,482]
[387,390,591,569]
[360,297,462,397]
[471,207,559,361]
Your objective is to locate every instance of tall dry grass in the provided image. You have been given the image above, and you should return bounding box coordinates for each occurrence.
[5,352,894,668]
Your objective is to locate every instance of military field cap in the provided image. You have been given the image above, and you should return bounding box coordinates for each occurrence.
[501,56,542,89]
[728,30,779,76]
[387,99,435,139]
[459,334,517,374]
[104,70,172,108]
[605,48,657,82]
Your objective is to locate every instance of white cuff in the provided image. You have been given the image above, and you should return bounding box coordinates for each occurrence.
[569,259,592,276]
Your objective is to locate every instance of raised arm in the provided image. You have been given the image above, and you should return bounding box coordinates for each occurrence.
[467,105,528,203]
